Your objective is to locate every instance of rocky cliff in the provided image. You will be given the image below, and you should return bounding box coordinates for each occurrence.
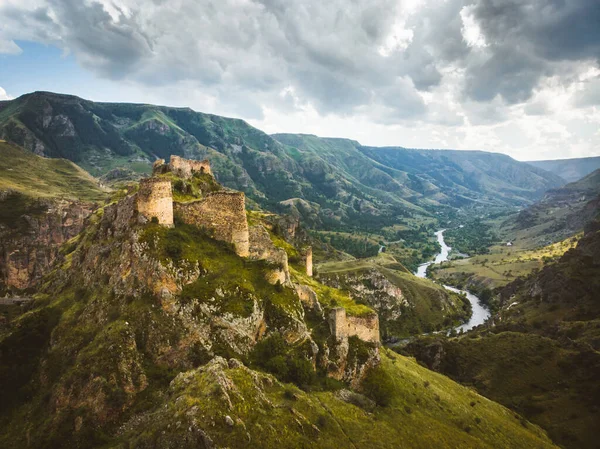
[0,192,94,294]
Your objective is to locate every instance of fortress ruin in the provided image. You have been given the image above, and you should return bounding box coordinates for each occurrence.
[137,178,174,226]
[153,155,212,178]
[175,191,250,257]
[304,246,313,277]
[124,155,378,345]
[329,307,380,344]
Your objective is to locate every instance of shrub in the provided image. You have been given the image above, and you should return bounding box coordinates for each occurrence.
[362,366,395,407]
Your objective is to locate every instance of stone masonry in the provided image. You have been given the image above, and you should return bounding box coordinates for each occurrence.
[329,307,380,344]
[153,155,212,178]
[137,178,174,226]
[304,246,313,277]
[248,225,292,286]
[175,192,250,257]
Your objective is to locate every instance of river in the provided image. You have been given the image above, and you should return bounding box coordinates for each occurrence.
[415,229,490,333]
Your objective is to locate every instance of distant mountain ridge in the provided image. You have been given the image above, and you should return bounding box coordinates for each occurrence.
[507,168,600,246]
[0,91,563,234]
[527,156,600,183]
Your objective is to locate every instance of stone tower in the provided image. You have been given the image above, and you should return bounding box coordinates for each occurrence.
[137,178,174,226]
[305,246,313,277]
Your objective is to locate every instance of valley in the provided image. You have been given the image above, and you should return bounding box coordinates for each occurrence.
[0,91,597,449]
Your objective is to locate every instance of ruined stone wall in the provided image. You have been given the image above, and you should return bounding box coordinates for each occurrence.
[328,307,379,343]
[169,155,212,178]
[304,246,313,277]
[248,225,291,286]
[137,178,174,226]
[295,284,323,315]
[175,192,249,257]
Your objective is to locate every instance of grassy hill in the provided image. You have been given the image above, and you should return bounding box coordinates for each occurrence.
[317,253,472,337]
[527,156,600,183]
[405,220,600,449]
[0,140,106,201]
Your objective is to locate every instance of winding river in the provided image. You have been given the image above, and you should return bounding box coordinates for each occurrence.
[415,230,490,332]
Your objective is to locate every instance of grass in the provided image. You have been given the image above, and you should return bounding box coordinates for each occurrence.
[317,253,470,336]
[0,140,107,201]
[408,330,600,449]
[115,350,556,449]
[430,233,581,290]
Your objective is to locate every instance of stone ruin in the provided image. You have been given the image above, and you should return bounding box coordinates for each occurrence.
[304,246,313,277]
[329,307,380,344]
[137,178,174,226]
[174,191,250,257]
[153,155,212,178]
[133,155,379,344]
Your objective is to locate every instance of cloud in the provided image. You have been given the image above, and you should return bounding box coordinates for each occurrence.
[0,87,13,100]
[0,0,599,159]
[0,39,22,55]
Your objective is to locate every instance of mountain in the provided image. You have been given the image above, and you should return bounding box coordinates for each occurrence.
[405,219,600,449]
[508,168,600,247]
[527,156,600,183]
[0,156,557,449]
[0,141,107,294]
[0,92,563,233]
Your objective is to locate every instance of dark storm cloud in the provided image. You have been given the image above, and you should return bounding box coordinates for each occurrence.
[464,0,600,104]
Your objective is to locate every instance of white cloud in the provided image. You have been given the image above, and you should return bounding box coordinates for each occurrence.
[0,38,22,55]
[0,0,598,159]
[0,87,13,100]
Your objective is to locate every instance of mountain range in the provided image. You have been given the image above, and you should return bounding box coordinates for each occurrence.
[0,92,565,235]
[527,157,600,183]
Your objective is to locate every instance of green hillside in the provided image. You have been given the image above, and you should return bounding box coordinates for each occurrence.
[0,166,557,448]
[317,253,472,337]
[405,219,600,449]
[0,140,106,201]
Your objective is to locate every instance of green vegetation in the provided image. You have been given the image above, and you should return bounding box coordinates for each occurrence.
[405,221,600,449]
[111,350,556,449]
[317,253,471,337]
[430,234,581,292]
[0,140,106,201]
[444,219,498,255]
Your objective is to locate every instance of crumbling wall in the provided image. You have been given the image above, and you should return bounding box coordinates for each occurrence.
[328,307,379,343]
[304,246,313,277]
[295,284,323,315]
[137,178,174,226]
[152,155,212,178]
[169,155,212,178]
[248,225,292,286]
[175,192,249,257]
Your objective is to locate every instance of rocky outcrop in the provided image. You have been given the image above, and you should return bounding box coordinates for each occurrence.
[319,269,407,322]
[248,225,292,286]
[295,284,323,316]
[0,194,93,292]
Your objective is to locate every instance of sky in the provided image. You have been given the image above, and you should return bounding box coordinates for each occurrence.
[0,0,599,161]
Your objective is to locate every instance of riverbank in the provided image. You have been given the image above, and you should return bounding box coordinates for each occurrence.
[415,229,490,333]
